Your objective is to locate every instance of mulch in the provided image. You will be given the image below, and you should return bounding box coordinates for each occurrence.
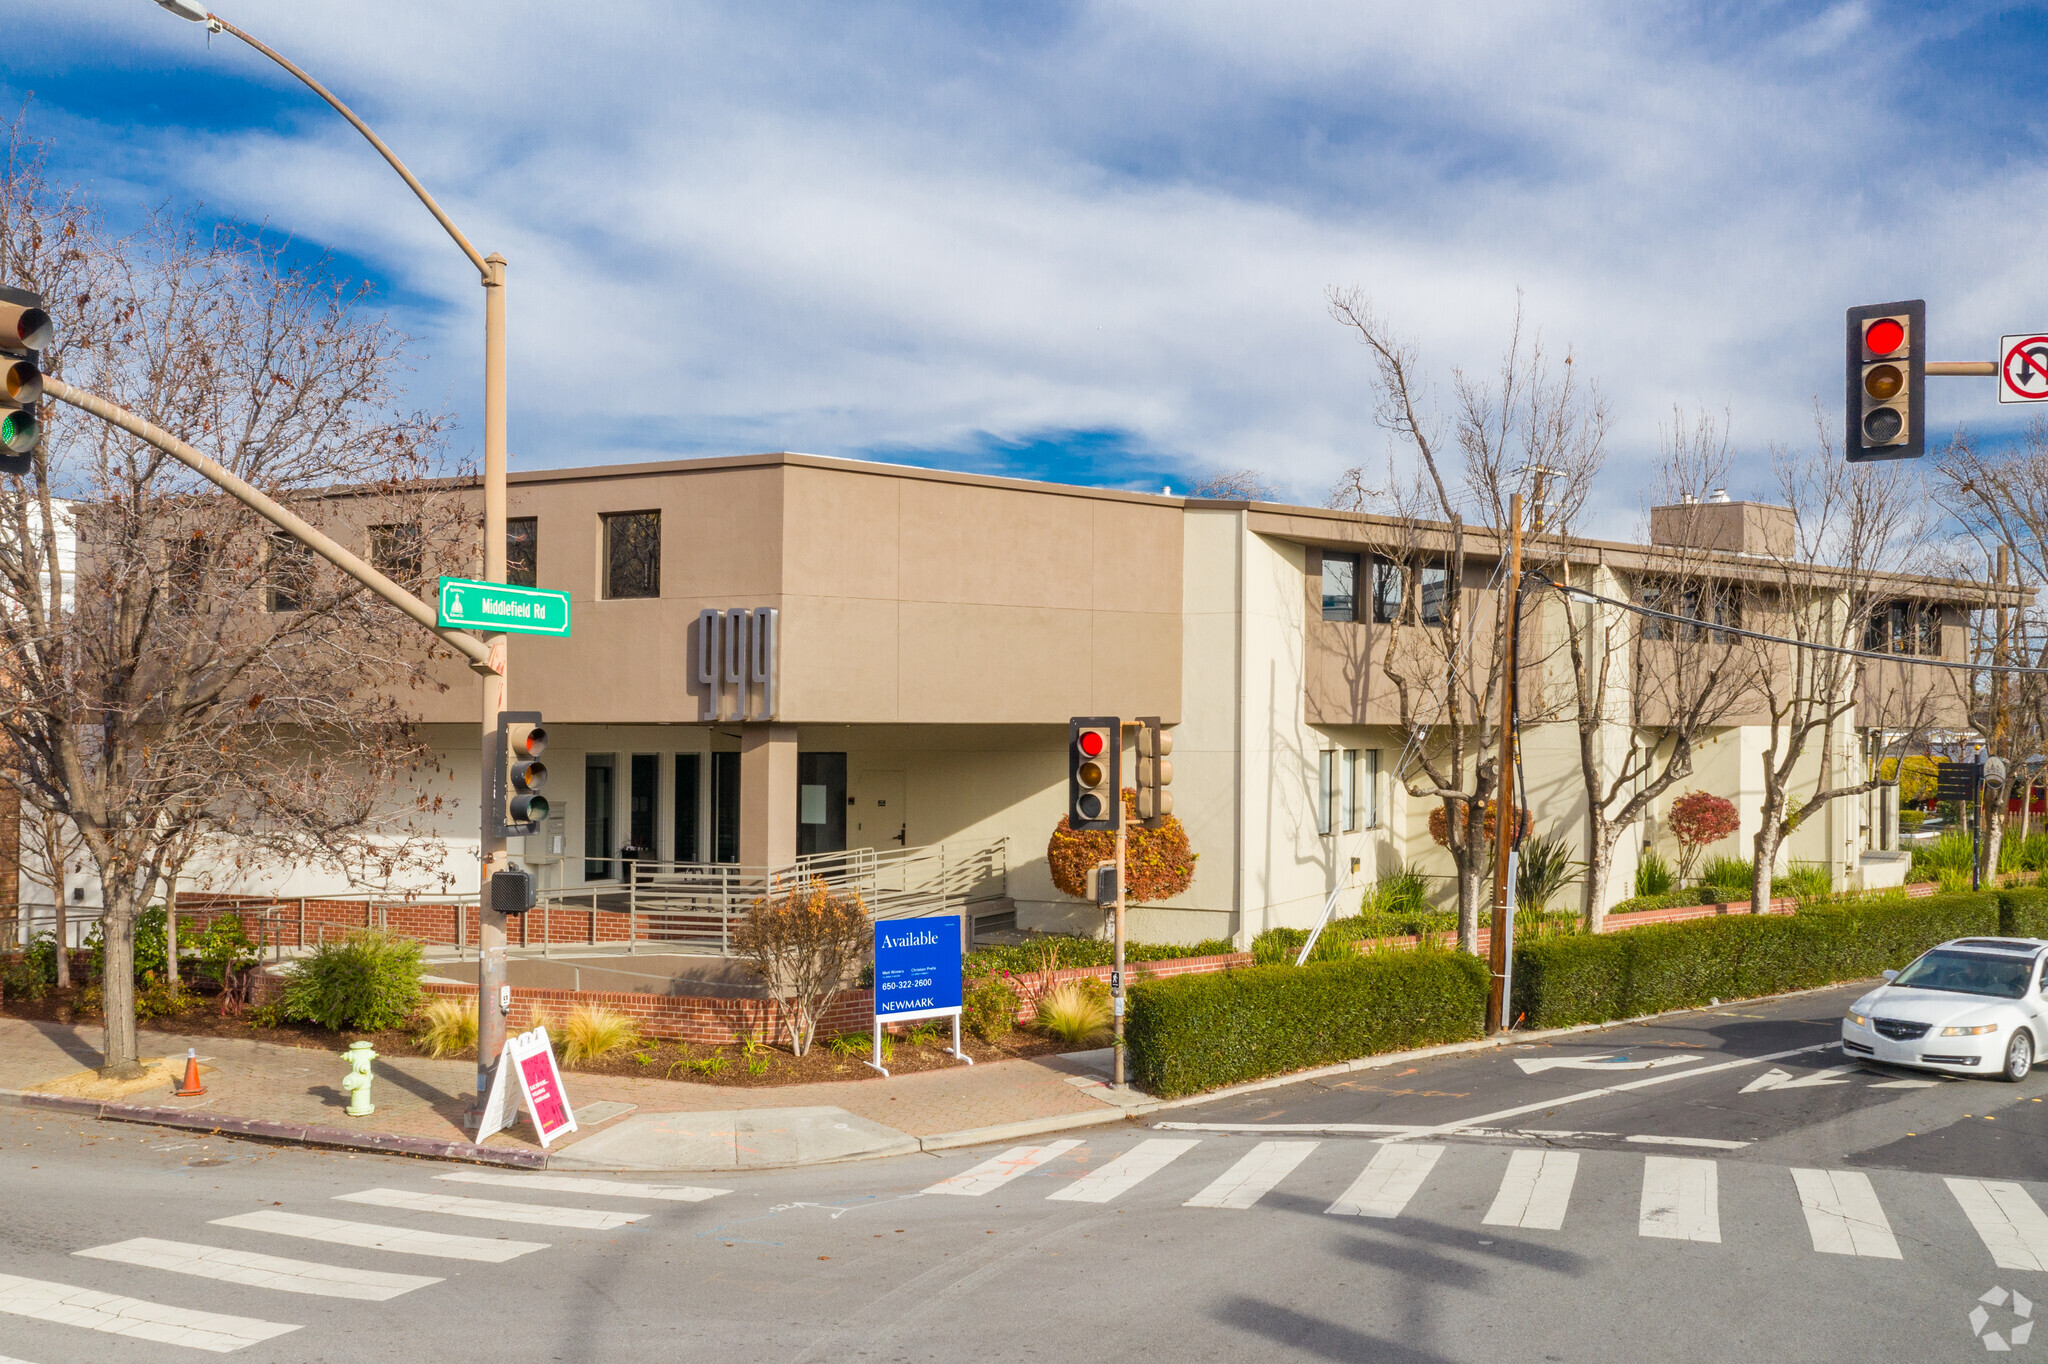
[1,985,1086,1088]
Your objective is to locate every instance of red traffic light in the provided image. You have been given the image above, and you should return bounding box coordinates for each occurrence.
[1864,317,1905,356]
[1077,729,1106,757]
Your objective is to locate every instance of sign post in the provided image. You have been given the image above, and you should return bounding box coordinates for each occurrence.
[437,576,573,637]
[474,1024,578,1147]
[868,915,971,1077]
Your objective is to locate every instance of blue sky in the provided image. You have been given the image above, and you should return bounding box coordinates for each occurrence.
[11,1,2048,530]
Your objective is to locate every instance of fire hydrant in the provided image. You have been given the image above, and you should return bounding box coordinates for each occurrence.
[341,1040,377,1117]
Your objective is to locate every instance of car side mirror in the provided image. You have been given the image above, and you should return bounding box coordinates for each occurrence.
[1881,969,1899,983]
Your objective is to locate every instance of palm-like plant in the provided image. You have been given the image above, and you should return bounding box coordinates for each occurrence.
[1514,834,1582,915]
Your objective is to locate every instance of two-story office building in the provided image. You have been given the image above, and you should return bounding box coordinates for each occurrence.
[9,452,2000,945]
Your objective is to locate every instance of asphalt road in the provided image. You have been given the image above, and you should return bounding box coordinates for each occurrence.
[5,982,2047,1363]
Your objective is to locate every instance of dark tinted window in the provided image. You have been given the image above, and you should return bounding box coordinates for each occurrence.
[506,518,538,588]
[1321,554,1358,622]
[603,511,660,599]
[267,533,310,612]
[1371,557,1402,624]
[370,523,424,589]
[1420,563,1449,626]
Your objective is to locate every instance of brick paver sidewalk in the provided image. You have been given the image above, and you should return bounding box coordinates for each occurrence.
[0,1016,1112,1158]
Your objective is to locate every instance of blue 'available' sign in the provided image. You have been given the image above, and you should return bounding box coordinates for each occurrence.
[874,916,963,1021]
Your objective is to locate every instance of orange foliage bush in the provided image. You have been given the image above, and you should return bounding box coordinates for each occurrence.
[1047,789,1198,904]
[1427,799,1530,850]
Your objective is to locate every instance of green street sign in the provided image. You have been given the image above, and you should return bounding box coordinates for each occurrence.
[436,577,572,637]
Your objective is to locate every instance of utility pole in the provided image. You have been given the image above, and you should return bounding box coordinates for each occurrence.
[1487,493,1524,1034]
[151,4,515,1120]
[1112,793,1128,1089]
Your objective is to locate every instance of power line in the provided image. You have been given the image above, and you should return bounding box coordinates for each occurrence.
[1524,568,2048,677]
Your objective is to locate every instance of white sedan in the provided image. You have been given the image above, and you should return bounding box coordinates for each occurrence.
[1841,937,2048,1082]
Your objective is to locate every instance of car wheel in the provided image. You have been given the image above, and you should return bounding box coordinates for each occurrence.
[2003,1029,2035,1083]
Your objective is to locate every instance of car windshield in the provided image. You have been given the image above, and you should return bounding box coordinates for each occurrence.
[1891,949,2034,999]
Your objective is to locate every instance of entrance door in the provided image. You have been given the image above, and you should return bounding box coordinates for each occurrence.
[854,770,906,849]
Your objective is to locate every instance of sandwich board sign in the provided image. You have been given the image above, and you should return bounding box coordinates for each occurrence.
[475,1024,579,1147]
[866,915,972,1077]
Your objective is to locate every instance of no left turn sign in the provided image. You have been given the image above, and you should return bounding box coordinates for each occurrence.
[2001,334,2048,402]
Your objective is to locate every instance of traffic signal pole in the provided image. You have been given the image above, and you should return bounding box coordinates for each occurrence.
[1113,800,1127,1090]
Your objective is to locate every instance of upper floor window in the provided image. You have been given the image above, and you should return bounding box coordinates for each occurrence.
[507,517,538,588]
[603,511,660,599]
[1419,563,1449,626]
[1321,553,1359,622]
[266,532,310,613]
[1865,600,1942,656]
[370,522,424,589]
[1371,557,1403,624]
[1641,581,1740,643]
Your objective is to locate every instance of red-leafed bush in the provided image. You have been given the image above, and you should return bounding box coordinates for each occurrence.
[1048,789,1198,904]
[1668,790,1741,880]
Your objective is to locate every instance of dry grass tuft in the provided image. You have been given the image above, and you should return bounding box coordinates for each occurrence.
[413,997,477,1058]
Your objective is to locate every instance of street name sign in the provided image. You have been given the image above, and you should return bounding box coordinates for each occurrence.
[436,576,571,636]
[2000,334,2048,403]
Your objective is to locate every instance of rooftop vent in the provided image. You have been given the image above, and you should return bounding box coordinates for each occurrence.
[1649,497,1793,557]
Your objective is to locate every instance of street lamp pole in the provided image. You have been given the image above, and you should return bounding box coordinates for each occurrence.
[155,2,514,1120]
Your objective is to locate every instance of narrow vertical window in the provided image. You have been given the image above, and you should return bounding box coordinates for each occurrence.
[1420,563,1450,626]
[369,523,424,588]
[602,510,661,599]
[674,753,701,862]
[1917,605,1942,657]
[1321,553,1359,622]
[583,755,616,882]
[711,751,741,863]
[1371,557,1403,624]
[1342,749,1361,832]
[1360,749,1381,829]
[1317,750,1335,836]
[506,517,538,587]
[266,532,310,613]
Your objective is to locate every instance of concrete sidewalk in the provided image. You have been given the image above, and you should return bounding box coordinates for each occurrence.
[0,1015,1134,1171]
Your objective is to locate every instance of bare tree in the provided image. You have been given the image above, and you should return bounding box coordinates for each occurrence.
[1743,413,1952,910]
[1551,409,1758,929]
[1189,469,1280,502]
[1327,289,1602,949]
[0,134,466,1075]
[17,798,84,987]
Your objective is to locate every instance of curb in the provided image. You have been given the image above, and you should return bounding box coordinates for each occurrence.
[0,1089,547,1168]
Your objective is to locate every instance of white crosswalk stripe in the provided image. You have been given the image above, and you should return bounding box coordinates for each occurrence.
[1484,1150,1580,1230]
[1327,1143,1445,1218]
[1639,1156,1719,1242]
[924,1140,1083,1196]
[1184,1141,1320,1209]
[0,1271,299,1354]
[1950,1178,2048,1271]
[75,1239,441,1301]
[1790,1169,1901,1259]
[212,1209,548,1262]
[1047,1138,1199,1204]
[335,1187,648,1229]
[436,1171,730,1202]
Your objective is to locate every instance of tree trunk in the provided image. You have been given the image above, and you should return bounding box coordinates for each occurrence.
[1751,828,1781,914]
[1581,828,1612,935]
[164,883,179,988]
[1457,863,1483,954]
[52,890,68,989]
[97,880,143,1078]
[1984,800,2007,889]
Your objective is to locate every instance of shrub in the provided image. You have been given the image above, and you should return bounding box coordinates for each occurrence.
[559,1004,642,1065]
[1126,953,1489,1098]
[1516,834,1581,914]
[1511,890,1999,1029]
[1911,830,1976,885]
[1668,791,1741,881]
[964,976,1020,1042]
[1360,866,1433,918]
[1634,850,1676,898]
[1696,855,1754,900]
[965,935,1237,979]
[1428,800,1529,850]
[1251,926,1307,965]
[88,907,171,983]
[731,878,870,1056]
[193,915,258,992]
[278,930,425,1033]
[1771,861,1833,904]
[1037,979,1112,1046]
[133,974,194,1021]
[1609,887,1704,915]
[1047,789,1198,903]
[413,997,478,1058]
[2001,831,2048,875]
[2001,886,2048,937]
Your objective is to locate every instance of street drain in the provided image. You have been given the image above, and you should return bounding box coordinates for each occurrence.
[185,1158,228,1167]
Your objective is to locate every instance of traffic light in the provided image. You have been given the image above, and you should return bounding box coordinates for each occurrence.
[0,285,51,474]
[1068,717,1119,831]
[495,711,549,837]
[1135,715,1173,828]
[1845,299,1924,461]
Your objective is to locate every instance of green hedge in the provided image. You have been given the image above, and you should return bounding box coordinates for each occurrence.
[964,935,1237,979]
[1999,886,2048,937]
[1125,951,1488,1098]
[1509,890,1998,1029]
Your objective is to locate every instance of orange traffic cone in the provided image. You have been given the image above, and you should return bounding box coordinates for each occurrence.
[173,1049,206,1098]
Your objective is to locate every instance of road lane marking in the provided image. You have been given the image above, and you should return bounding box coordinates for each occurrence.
[1184,1141,1320,1209]
[1949,1179,2048,1271]
[75,1239,441,1301]
[1740,1064,1860,1093]
[1625,1135,1751,1150]
[1640,1157,1720,1242]
[1327,1144,1444,1217]
[1047,1138,1199,1203]
[1483,1149,1579,1230]
[1514,1054,1706,1075]
[334,1188,647,1229]
[435,1171,730,1201]
[211,1210,547,1262]
[1868,1079,1942,1088]
[1790,1169,1901,1258]
[0,1271,299,1353]
[923,1140,1082,1196]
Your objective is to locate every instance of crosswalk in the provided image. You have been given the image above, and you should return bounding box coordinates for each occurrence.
[918,1133,2048,1271]
[0,1170,729,1356]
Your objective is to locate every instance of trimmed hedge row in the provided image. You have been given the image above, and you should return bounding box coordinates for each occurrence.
[1509,890,1998,1029]
[1125,951,1488,1099]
